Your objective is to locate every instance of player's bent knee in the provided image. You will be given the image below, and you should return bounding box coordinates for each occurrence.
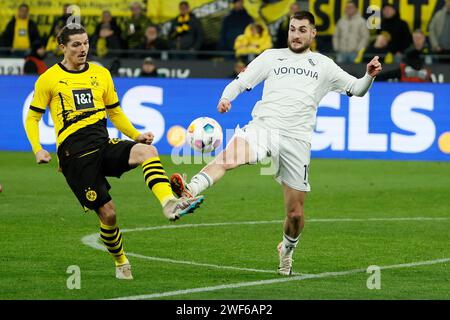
[223,161,239,171]
[97,201,117,225]
[131,144,158,165]
[286,209,304,222]
[142,144,158,159]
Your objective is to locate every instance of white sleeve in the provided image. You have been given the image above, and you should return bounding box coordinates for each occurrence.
[327,60,374,97]
[221,51,271,101]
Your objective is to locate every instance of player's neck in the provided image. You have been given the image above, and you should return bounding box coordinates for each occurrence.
[297,48,311,54]
[61,59,86,71]
[288,47,312,55]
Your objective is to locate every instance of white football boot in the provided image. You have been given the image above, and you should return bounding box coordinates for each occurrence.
[163,195,204,221]
[277,242,294,276]
[116,263,133,280]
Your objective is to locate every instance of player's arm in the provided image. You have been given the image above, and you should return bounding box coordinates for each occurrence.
[25,109,51,163]
[218,51,271,113]
[329,56,382,97]
[24,77,52,164]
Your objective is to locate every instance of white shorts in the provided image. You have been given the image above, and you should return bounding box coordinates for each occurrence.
[232,122,311,192]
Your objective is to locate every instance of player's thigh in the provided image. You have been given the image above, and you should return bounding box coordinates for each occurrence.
[275,137,311,192]
[213,136,254,168]
[102,138,137,177]
[61,150,112,211]
[216,124,272,167]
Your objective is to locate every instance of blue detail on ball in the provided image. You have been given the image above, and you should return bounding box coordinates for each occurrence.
[203,124,214,133]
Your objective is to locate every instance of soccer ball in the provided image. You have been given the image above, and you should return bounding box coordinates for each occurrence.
[186,117,223,153]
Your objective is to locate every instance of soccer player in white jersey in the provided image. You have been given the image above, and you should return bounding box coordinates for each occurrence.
[171,11,382,275]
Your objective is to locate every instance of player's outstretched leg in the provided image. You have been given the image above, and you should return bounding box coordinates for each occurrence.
[129,144,204,220]
[171,136,254,198]
[277,184,306,276]
[97,201,133,280]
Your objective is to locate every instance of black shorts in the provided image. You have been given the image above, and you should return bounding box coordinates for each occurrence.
[59,138,137,211]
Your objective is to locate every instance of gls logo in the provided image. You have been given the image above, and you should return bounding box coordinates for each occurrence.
[312,91,439,154]
[22,86,165,144]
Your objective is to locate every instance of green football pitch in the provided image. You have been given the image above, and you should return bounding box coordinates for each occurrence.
[0,151,449,300]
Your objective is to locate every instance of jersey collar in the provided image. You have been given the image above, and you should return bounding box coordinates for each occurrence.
[58,62,90,74]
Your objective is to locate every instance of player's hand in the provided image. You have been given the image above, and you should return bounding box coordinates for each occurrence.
[35,149,51,164]
[367,56,382,77]
[217,98,231,113]
[136,132,154,145]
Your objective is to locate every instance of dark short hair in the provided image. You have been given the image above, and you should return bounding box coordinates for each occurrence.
[18,3,29,10]
[57,24,87,45]
[179,1,189,7]
[382,3,397,11]
[291,11,316,27]
[346,0,358,8]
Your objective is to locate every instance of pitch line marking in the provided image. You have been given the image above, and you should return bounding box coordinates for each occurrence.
[82,227,305,275]
[81,217,449,278]
[111,257,450,300]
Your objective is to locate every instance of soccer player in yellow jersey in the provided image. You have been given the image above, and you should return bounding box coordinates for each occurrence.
[24,24,204,280]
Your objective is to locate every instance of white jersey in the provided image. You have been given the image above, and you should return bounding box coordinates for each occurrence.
[222,48,374,143]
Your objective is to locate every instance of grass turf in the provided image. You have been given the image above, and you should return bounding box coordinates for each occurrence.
[0,151,449,299]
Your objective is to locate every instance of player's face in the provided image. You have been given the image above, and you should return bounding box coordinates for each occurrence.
[18,6,29,19]
[288,19,316,53]
[62,33,89,67]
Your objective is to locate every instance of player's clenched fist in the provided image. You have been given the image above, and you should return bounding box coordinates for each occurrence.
[367,56,383,77]
[136,132,154,145]
[35,149,52,164]
[217,98,231,113]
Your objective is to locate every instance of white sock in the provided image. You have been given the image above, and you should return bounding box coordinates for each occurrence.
[282,233,301,254]
[187,171,213,197]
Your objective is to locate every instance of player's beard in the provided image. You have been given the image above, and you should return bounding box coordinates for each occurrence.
[75,54,87,67]
[288,39,310,54]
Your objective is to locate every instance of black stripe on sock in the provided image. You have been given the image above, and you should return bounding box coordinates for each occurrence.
[143,160,161,167]
[143,168,166,178]
[143,165,164,172]
[101,232,120,241]
[100,227,117,234]
[283,234,299,243]
[148,177,171,189]
[113,252,125,257]
[199,172,212,187]
[143,165,165,173]
[109,245,123,254]
[103,234,122,248]
[144,170,167,183]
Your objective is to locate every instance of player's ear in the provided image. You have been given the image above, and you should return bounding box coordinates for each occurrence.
[311,26,317,38]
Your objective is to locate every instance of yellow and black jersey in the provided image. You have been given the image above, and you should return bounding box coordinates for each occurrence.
[26,62,140,155]
[30,62,118,147]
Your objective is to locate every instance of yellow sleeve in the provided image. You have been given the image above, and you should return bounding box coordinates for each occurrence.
[25,109,44,154]
[25,75,50,154]
[103,68,120,108]
[107,106,141,141]
[30,75,50,111]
